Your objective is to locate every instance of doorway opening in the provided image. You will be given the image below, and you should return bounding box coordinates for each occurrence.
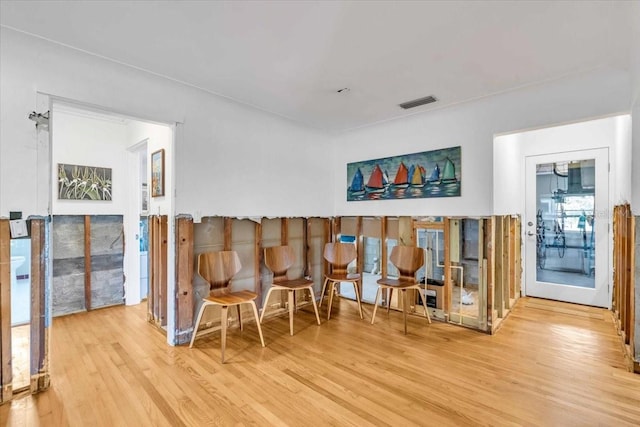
[494,115,631,308]
[47,100,174,331]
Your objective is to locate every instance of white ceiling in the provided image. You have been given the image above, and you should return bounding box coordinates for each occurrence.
[0,1,634,131]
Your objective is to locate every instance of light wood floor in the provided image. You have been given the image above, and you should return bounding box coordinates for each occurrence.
[11,324,30,391]
[1,297,639,426]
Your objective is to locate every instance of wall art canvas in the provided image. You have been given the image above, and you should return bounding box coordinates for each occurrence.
[347,146,461,201]
[151,149,165,197]
[57,163,112,201]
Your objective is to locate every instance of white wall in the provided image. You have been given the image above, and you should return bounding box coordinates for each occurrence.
[0,28,334,220]
[51,109,128,214]
[333,67,631,217]
[631,1,640,210]
[495,115,631,216]
[126,121,173,217]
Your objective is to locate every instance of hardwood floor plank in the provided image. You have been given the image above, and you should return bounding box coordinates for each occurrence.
[2,297,639,426]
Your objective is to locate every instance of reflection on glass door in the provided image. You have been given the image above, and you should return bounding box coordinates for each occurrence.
[525,148,608,307]
[535,160,595,288]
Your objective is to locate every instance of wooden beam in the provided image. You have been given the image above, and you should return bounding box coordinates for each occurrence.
[356,217,364,298]
[223,217,232,251]
[255,221,263,307]
[444,217,451,315]
[503,216,510,310]
[485,217,495,332]
[494,216,504,320]
[175,215,194,345]
[303,218,310,278]
[281,218,289,246]
[30,217,48,393]
[0,219,12,402]
[381,217,388,279]
[84,215,92,311]
[160,216,168,327]
[332,217,340,242]
[323,219,331,278]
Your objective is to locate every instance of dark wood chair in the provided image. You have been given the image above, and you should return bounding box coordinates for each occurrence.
[260,245,321,335]
[189,251,265,363]
[319,242,364,320]
[371,245,431,334]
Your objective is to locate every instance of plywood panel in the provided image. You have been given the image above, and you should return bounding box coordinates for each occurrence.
[90,215,124,309]
[52,215,85,316]
[29,217,49,393]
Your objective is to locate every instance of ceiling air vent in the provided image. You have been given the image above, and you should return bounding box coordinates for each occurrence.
[399,95,437,109]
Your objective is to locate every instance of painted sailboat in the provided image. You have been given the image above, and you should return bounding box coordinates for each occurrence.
[410,165,426,187]
[365,164,386,193]
[383,169,390,187]
[427,164,441,184]
[440,158,457,184]
[349,168,365,195]
[392,162,409,188]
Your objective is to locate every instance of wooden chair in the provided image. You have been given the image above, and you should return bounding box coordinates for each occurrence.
[319,242,364,320]
[371,245,431,334]
[189,251,265,363]
[260,246,321,335]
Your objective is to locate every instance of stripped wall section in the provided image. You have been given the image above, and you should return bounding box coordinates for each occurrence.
[52,215,124,316]
[52,216,85,316]
[90,215,124,308]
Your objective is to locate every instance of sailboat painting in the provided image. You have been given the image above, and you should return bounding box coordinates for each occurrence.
[346,146,461,201]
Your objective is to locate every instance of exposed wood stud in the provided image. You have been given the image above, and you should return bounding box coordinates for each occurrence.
[443,217,451,314]
[30,218,49,393]
[356,217,364,298]
[160,216,168,327]
[84,215,92,311]
[255,221,263,307]
[223,217,232,251]
[303,218,310,278]
[281,218,289,246]
[0,219,12,402]
[175,216,194,345]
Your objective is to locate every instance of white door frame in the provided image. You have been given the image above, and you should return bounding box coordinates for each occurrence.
[523,148,610,307]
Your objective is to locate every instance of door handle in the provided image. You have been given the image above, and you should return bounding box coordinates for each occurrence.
[527,231,536,236]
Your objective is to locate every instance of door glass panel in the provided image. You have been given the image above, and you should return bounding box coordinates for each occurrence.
[535,159,595,288]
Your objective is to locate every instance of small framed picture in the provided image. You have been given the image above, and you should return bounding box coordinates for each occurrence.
[151,149,165,197]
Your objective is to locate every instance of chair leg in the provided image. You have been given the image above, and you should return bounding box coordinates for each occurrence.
[308,286,321,325]
[327,281,336,320]
[319,277,329,308]
[260,287,276,323]
[220,305,228,363]
[237,305,243,331]
[402,290,408,335]
[417,287,432,324]
[288,290,295,336]
[387,288,393,313]
[189,301,208,348]
[249,300,265,347]
[352,281,364,319]
[371,286,382,325]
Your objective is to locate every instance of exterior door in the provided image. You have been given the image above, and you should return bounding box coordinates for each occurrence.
[524,148,609,307]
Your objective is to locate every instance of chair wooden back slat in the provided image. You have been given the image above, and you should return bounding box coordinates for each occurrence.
[198,251,242,292]
[323,242,356,275]
[389,246,424,283]
[264,246,296,284]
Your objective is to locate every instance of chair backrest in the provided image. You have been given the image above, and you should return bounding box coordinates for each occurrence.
[198,251,242,292]
[264,246,296,283]
[323,242,357,275]
[389,246,424,283]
